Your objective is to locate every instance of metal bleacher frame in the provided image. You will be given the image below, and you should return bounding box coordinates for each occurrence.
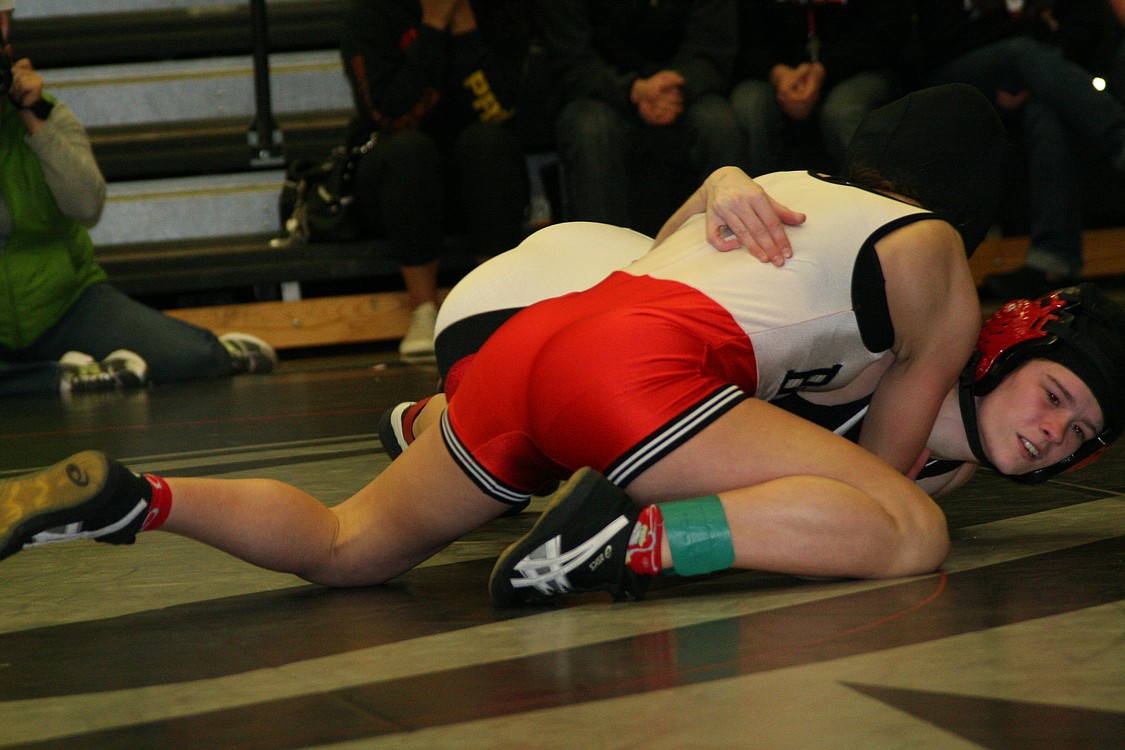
[22,0,478,350]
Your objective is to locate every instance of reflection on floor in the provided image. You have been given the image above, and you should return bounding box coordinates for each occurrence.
[1,353,1122,749]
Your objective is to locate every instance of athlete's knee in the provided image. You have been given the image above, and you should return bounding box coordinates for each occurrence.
[297,540,399,588]
[557,99,628,151]
[284,502,394,588]
[300,563,395,588]
[883,499,950,577]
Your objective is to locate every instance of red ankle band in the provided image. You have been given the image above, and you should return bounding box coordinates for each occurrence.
[401,397,430,445]
[626,504,665,576]
[141,474,172,531]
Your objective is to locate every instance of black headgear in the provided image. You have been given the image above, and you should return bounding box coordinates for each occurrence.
[959,284,1125,484]
[846,83,1008,257]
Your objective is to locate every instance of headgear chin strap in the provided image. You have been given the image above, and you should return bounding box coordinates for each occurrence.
[958,352,993,469]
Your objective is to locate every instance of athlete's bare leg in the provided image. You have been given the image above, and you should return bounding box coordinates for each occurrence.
[411,393,447,440]
[162,423,506,586]
[627,399,949,579]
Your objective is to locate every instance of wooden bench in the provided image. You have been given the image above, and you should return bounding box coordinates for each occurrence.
[97,234,477,350]
[970,226,1125,286]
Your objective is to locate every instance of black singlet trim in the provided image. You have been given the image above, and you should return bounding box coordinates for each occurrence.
[918,458,966,480]
[435,307,523,381]
[806,172,948,354]
[772,392,967,481]
[772,392,870,441]
[851,213,936,353]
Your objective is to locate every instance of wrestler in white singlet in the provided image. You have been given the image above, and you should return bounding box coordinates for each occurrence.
[439,171,950,504]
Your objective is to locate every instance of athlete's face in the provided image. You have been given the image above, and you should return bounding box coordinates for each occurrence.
[977,359,1105,476]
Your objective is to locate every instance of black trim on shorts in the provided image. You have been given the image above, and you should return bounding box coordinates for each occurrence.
[604,384,747,488]
[439,408,536,505]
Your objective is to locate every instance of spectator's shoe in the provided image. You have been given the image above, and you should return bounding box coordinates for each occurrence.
[59,350,149,395]
[399,301,437,363]
[981,267,1080,302]
[489,467,647,606]
[220,332,278,374]
[378,401,416,460]
[0,451,152,560]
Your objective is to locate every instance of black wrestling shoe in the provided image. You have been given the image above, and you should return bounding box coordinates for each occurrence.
[378,401,416,460]
[0,451,152,561]
[489,467,647,606]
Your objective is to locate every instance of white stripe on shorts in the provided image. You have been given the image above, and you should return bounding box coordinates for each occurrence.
[440,409,533,505]
[605,384,746,487]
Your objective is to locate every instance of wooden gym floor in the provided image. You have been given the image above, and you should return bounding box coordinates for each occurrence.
[0,348,1122,749]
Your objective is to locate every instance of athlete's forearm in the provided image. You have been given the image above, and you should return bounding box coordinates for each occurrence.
[653,184,707,247]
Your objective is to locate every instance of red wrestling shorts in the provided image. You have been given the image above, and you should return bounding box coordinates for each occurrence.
[442,272,758,503]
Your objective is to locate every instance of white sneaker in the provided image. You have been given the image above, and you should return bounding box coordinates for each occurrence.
[399,301,437,362]
[220,332,279,374]
[59,351,96,368]
[59,350,149,395]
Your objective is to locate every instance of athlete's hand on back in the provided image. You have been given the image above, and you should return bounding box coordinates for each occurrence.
[654,166,806,266]
[703,167,806,264]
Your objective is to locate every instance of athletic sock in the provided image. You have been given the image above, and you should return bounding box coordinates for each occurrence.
[141,474,172,531]
[401,397,431,446]
[625,504,665,575]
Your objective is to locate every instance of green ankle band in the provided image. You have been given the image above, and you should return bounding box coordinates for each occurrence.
[660,495,735,576]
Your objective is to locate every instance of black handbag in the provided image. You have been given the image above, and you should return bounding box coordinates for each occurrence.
[274,132,378,245]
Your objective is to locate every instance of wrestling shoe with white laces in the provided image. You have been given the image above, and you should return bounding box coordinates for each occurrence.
[0,451,153,560]
[489,467,648,606]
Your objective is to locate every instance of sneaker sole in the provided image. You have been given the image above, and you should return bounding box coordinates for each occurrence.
[399,352,437,365]
[488,467,607,607]
[0,451,110,561]
[378,402,415,461]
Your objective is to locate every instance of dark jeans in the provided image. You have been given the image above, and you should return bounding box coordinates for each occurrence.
[931,36,1125,277]
[554,93,746,230]
[731,70,900,176]
[353,123,530,268]
[0,282,234,396]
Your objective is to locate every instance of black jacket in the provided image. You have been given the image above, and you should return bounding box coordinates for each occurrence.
[538,0,737,111]
[340,0,529,140]
[736,0,915,90]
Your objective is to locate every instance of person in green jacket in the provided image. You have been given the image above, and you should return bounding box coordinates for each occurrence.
[0,11,275,397]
